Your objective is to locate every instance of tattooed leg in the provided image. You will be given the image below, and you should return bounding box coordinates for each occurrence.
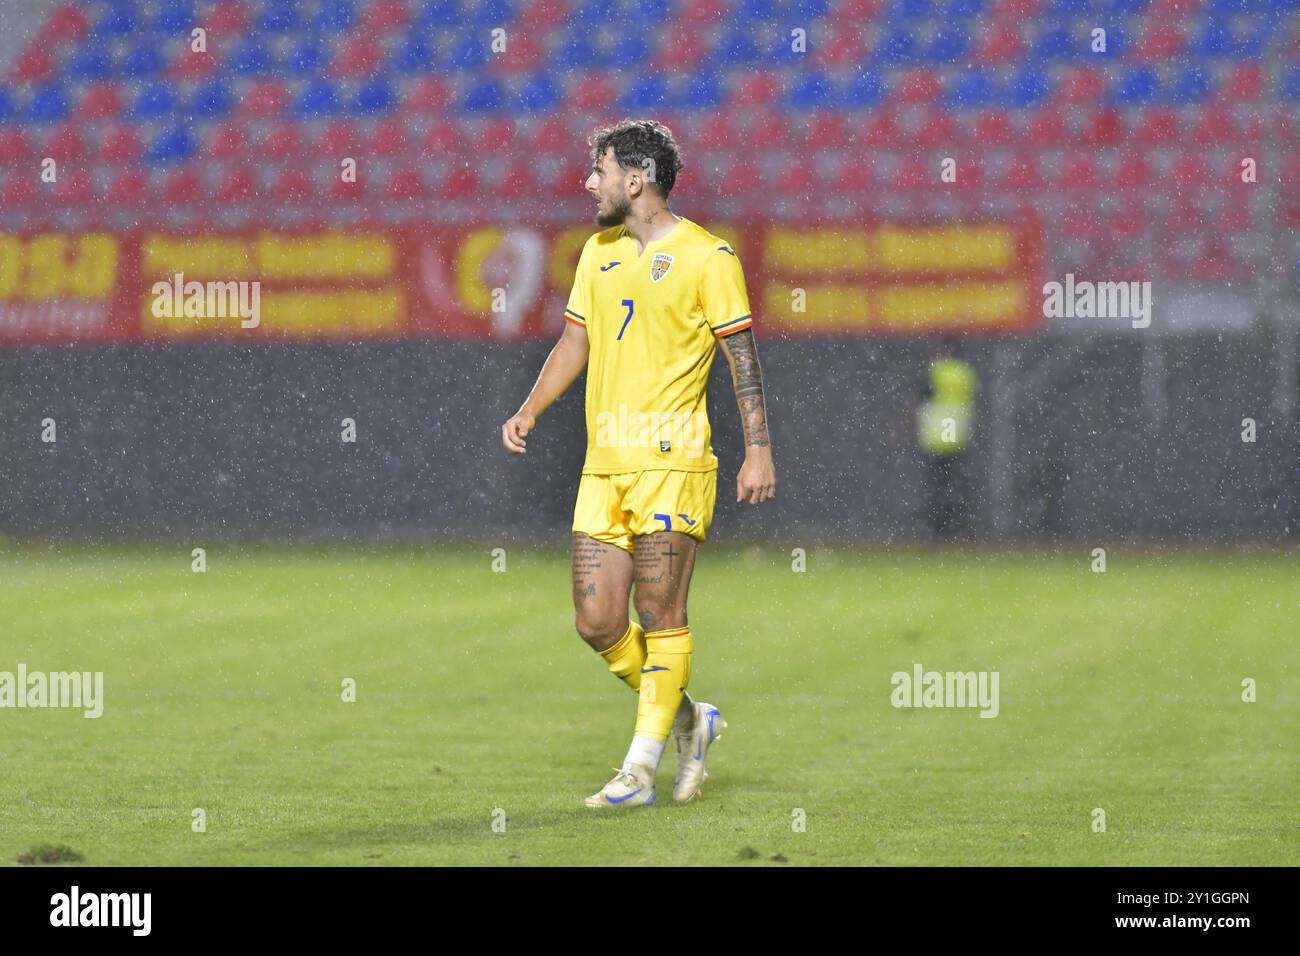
[631,531,698,632]
[571,533,634,651]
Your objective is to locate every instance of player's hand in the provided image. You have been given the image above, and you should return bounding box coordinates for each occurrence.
[736,448,776,504]
[501,412,535,454]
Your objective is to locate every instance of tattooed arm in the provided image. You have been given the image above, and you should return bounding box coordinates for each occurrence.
[717,328,777,504]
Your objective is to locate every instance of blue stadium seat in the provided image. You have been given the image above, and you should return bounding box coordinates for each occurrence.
[1166,65,1213,103]
[948,68,998,107]
[99,4,139,35]
[460,79,506,112]
[392,35,438,73]
[841,70,886,108]
[877,30,920,64]
[1110,65,1159,104]
[26,85,70,122]
[735,0,782,20]
[315,0,358,32]
[66,45,112,81]
[786,72,833,109]
[415,0,463,27]
[258,1,301,32]
[150,2,195,34]
[448,36,490,69]
[1282,66,1300,100]
[1006,65,1052,105]
[554,33,598,68]
[516,73,562,113]
[890,0,934,19]
[467,0,516,25]
[1236,13,1280,58]
[0,88,11,122]
[145,126,195,164]
[622,74,671,110]
[790,0,833,16]
[1033,27,1076,60]
[608,33,650,65]
[945,0,985,16]
[121,43,166,79]
[286,39,328,75]
[353,78,397,114]
[1193,20,1234,55]
[713,31,759,64]
[680,71,726,110]
[229,41,275,76]
[130,82,176,120]
[190,79,234,117]
[295,80,342,117]
[926,28,969,62]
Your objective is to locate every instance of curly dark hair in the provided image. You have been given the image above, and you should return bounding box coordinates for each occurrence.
[588,119,684,198]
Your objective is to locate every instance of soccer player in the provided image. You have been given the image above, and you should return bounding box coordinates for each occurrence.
[501,119,776,807]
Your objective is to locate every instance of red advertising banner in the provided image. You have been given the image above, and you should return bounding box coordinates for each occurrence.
[0,216,1044,343]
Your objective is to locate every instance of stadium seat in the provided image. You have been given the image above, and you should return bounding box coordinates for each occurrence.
[163,167,203,203]
[131,82,177,121]
[334,38,381,77]
[1,171,38,206]
[1132,105,1182,144]
[295,79,343,117]
[107,169,148,205]
[10,44,57,84]
[205,122,250,159]
[438,166,478,199]
[216,167,259,202]
[0,128,31,166]
[403,77,451,114]
[27,84,71,123]
[272,167,314,201]
[146,126,196,164]
[74,83,122,120]
[517,73,564,116]
[99,125,142,162]
[43,123,85,159]
[262,123,305,159]
[190,80,235,118]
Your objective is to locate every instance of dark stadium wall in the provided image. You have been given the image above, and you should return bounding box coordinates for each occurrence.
[1,335,1296,542]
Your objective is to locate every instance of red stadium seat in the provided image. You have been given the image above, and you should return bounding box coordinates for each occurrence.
[1,172,38,205]
[1081,108,1125,147]
[493,34,544,74]
[362,0,409,33]
[890,159,931,192]
[1115,152,1153,189]
[916,112,959,148]
[75,82,123,120]
[0,129,32,166]
[806,113,850,150]
[171,44,219,80]
[1056,155,1097,191]
[1135,21,1184,60]
[241,80,289,118]
[370,118,409,156]
[438,165,478,199]
[1105,207,1149,239]
[53,173,92,207]
[1133,105,1181,145]
[272,167,314,202]
[10,44,56,84]
[43,4,89,42]
[529,116,571,154]
[815,30,865,69]
[895,69,942,105]
[403,76,451,114]
[567,73,616,111]
[107,170,148,205]
[472,118,517,155]
[655,31,705,72]
[770,159,816,199]
[694,114,737,150]
[1191,105,1237,144]
[418,123,462,157]
[832,157,875,199]
[216,168,258,202]
[204,122,249,159]
[316,120,359,155]
[973,110,1014,146]
[335,37,380,77]
[209,1,250,34]
[749,114,789,150]
[1025,108,1068,147]
[1171,154,1208,188]
[44,124,86,160]
[262,123,305,160]
[329,170,366,200]
[973,26,1025,65]
[997,154,1043,191]
[679,0,729,20]
[1215,201,1252,234]
[1057,66,1104,105]
[732,72,779,108]
[163,168,203,204]
[858,111,901,148]
[388,166,428,199]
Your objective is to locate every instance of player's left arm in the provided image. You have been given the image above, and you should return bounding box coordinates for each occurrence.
[718,328,776,505]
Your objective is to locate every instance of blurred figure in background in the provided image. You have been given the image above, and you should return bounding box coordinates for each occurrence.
[916,344,978,540]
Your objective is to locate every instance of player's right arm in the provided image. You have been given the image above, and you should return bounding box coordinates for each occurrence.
[501,318,588,454]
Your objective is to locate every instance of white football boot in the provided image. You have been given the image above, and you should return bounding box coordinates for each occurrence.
[672,702,726,802]
[583,763,657,808]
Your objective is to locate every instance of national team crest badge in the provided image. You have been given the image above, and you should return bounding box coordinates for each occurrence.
[650,253,674,283]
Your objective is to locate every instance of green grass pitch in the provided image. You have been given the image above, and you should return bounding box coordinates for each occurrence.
[1,541,1295,866]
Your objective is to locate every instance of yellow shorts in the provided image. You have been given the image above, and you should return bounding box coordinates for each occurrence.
[572,469,717,553]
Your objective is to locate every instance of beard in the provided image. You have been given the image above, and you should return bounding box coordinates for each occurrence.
[594,192,632,227]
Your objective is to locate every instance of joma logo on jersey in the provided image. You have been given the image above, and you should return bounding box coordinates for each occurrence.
[649,253,674,283]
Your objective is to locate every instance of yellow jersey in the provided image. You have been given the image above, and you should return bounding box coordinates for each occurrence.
[563,216,753,475]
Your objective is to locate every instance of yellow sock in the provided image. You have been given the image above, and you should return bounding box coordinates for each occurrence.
[636,626,692,740]
[599,621,646,691]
